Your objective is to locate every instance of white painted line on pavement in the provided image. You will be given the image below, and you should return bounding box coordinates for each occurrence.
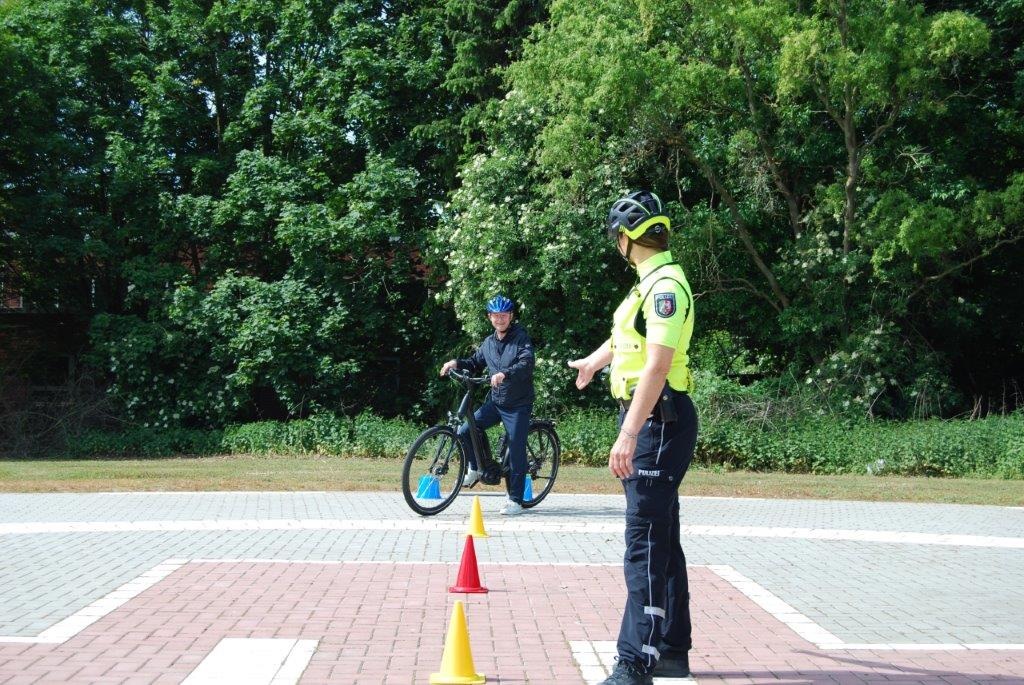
[1,518,1022,548]
[709,565,1024,651]
[182,638,317,685]
[816,642,967,651]
[271,639,318,685]
[0,559,186,644]
[0,519,467,534]
[709,565,844,647]
[191,558,620,566]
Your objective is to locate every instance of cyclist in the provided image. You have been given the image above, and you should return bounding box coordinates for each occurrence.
[568,190,698,684]
[439,295,536,516]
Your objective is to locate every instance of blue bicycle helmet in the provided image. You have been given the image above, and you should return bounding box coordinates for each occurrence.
[486,294,515,313]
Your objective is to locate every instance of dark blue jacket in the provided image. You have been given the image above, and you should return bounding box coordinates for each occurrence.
[457,322,535,408]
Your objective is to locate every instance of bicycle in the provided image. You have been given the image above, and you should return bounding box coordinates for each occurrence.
[401,369,560,516]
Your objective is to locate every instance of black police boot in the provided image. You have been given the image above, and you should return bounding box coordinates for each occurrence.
[598,660,653,685]
[651,649,690,678]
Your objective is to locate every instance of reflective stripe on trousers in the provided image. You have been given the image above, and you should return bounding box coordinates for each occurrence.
[615,392,698,671]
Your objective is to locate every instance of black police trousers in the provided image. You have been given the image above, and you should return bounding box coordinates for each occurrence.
[616,390,698,672]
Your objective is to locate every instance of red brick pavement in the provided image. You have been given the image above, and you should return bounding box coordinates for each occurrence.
[0,562,1021,684]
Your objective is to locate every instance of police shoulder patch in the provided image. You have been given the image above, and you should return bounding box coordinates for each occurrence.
[653,292,676,318]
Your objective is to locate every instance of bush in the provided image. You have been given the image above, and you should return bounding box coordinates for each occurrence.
[220,414,355,455]
[695,414,1024,477]
[995,432,1024,479]
[69,427,224,458]
[59,409,1024,480]
[553,404,1024,478]
[221,414,356,455]
[556,410,618,466]
[301,414,355,455]
[349,412,422,459]
[221,421,289,454]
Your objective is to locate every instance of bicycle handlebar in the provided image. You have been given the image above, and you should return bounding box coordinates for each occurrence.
[447,369,491,385]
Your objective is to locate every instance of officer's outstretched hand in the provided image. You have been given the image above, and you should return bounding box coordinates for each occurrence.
[440,360,457,377]
[608,432,636,479]
[567,358,596,390]
[490,372,506,388]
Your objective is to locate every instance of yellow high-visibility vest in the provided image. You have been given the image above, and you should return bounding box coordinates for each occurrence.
[609,251,695,400]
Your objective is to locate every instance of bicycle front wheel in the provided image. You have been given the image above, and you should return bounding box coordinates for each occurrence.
[518,422,560,509]
[402,425,467,516]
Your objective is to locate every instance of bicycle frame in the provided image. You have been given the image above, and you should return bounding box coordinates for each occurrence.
[447,369,498,475]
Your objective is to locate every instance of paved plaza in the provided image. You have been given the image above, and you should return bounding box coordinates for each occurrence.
[0,491,1022,683]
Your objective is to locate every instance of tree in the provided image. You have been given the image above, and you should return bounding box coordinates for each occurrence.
[445,0,1021,416]
[87,0,454,424]
[2,0,153,316]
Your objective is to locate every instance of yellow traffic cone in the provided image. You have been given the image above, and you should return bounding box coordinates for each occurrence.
[429,600,485,684]
[466,495,489,538]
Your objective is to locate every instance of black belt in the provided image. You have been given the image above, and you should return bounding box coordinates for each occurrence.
[617,385,683,423]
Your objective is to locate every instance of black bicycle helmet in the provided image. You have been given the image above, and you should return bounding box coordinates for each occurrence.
[606,189,671,240]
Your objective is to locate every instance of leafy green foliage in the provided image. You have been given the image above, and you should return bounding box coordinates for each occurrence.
[4,0,1023,441]
[349,412,423,458]
[62,408,1024,479]
[701,414,1024,477]
[72,412,421,459]
[1,0,483,424]
[221,413,355,455]
[442,0,1023,416]
[69,427,225,459]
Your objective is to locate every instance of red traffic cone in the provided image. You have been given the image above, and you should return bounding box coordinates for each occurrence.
[449,534,488,594]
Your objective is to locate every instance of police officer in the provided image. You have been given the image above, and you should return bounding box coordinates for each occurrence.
[440,295,536,516]
[568,190,698,684]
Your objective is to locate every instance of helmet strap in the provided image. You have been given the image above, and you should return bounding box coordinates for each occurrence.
[622,237,635,265]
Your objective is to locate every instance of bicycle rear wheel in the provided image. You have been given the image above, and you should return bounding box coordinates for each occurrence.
[402,425,467,516]
[513,422,560,509]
